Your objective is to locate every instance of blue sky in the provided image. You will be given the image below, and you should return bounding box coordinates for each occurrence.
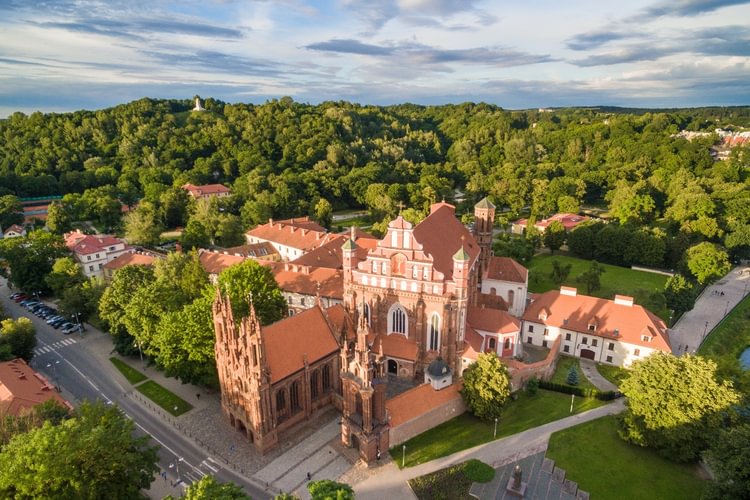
[0,0,749,116]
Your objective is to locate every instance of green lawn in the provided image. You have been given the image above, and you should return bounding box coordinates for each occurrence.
[135,380,193,416]
[699,294,750,393]
[547,416,707,500]
[550,356,597,392]
[527,254,670,320]
[595,363,629,388]
[390,389,608,468]
[409,459,494,500]
[109,357,148,384]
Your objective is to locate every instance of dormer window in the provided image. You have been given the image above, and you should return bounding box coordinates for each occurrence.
[641,335,651,342]
[588,324,596,331]
[538,312,547,321]
[614,328,620,336]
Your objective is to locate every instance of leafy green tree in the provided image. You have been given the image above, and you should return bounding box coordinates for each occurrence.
[45,256,85,297]
[566,222,602,260]
[725,224,750,261]
[314,198,333,229]
[605,180,655,225]
[166,475,250,500]
[618,353,740,462]
[493,235,534,263]
[0,400,70,448]
[160,186,191,228]
[0,401,159,499]
[543,220,566,254]
[0,230,66,292]
[99,265,156,355]
[566,364,579,386]
[704,424,750,500]
[577,260,605,294]
[0,195,23,230]
[0,317,36,361]
[663,274,696,316]
[307,479,354,500]
[215,214,245,247]
[58,277,105,323]
[182,218,212,250]
[685,242,731,284]
[217,259,286,325]
[549,260,572,285]
[45,201,73,234]
[123,201,164,246]
[460,352,512,421]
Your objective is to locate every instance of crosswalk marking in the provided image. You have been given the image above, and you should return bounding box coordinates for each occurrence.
[33,338,78,356]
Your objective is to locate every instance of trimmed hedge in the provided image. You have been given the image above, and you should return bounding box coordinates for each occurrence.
[539,380,620,401]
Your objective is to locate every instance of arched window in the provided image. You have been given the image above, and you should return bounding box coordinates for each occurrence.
[489,337,497,350]
[429,313,440,351]
[290,381,301,412]
[310,371,319,399]
[276,390,286,411]
[504,337,511,350]
[388,304,408,336]
[322,364,331,391]
[507,290,515,308]
[363,303,371,326]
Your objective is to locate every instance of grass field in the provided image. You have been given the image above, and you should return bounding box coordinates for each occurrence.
[390,389,608,468]
[135,380,193,416]
[109,357,147,384]
[595,363,629,388]
[549,356,597,391]
[547,416,707,499]
[527,254,670,320]
[409,459,494,500]
[698,294,750,393]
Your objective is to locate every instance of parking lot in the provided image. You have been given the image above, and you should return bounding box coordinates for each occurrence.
[9,292,85,336]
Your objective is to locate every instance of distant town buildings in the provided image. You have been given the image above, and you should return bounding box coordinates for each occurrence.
[673,128,750,161]
[182,183,231,200]
[511,213,590,235]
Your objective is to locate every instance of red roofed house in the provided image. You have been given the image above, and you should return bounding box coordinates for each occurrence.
[480,256,529,317]
[246,217,337,261]
[511,213,590,235]
[213,293,343,454]
[3,224,27,239]
[522,286,671,367]
[263,262,344,315]
[0,358,73,417]
[64,230,132,279]
[198,249,247,283]
[182,183,231,200]
[103,251,162,281]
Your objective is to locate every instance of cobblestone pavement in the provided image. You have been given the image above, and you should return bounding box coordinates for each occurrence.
[670,265,750,355]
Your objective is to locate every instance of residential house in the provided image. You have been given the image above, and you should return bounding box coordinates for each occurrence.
[182,183,231,200]
[3,224,27,239]
[511,213,590,235]
[0,358,73,416]
[103,251,162,280]
[64,230,132,279]
[246,217,338,261]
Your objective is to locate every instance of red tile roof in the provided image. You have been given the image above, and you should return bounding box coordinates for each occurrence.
[103,252,158,271]
[514,213,590,232]
[0,359,72,416]
[222,242,280,260]
[182,183,231,198]
[3,224,25,236]
[246,217,335,252]
[462,327,483,361]
[323,304,355,342]
[485,257,527,283]
[386,382,463,427]
[64,231,128,255]
[263,306,340,384]
[412,203,480,280]
[372,333,419,362]
[263,262,343,299]
[468,306,520,334]
[290,232,375,269]
[199,250,246,275]
[522,288,671,351]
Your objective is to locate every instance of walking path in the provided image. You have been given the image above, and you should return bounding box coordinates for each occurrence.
[669,265,750,355]
[348,400,624,500]
[578,359,618,392]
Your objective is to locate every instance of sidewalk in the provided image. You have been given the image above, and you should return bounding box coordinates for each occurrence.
[350,400,625,500]
[578,359,618,391]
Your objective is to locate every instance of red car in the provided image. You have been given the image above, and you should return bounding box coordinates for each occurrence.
[12,294,28,302]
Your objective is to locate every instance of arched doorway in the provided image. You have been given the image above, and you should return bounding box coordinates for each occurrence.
[387,359,398,374]
[580,349,595,360]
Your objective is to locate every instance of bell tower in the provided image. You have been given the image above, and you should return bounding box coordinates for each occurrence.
[473,197,495,279]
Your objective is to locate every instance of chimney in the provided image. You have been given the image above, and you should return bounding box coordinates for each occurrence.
[614,295,634,307]
[560,286,577,297]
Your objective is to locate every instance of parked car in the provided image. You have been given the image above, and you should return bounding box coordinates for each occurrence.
[39,308,57,318]
[36,308,55,318]
[62,323,82,335]
[48,317,66,327]
[46,315,64,324]
[12,294,28,302]
[9,292,24,300]
[57,321,74,331]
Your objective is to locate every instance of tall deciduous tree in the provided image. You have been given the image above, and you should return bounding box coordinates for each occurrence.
[45,256,85,297]
[704,424,750,500]
[685,242,731,284]
[45,201,73,234]
[308,479,354,500]
[0,317,36,362]
[0,195,23,230]
[0,230,66,292]
[543,220,566,254]
[123,201,164,246]
[618,353,740,462]
[577,260,605,294]
[663,274,696,316]
[217,259,286,325]
[166,475,249,500]
[460,352,512,421]
[0,401,158,499]
[314,198,333,229]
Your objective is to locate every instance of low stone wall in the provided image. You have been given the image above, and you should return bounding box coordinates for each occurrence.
[630,265,674,277]
[389,392,466,447]
[505,336,561,389]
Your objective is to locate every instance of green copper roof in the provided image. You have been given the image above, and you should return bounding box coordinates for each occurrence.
[342,238,356,250]
[453,246,470,261]
[475,197,495,210]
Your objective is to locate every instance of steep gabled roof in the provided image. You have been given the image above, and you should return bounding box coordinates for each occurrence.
[263,306,340,384]
[103,252,157,271]
[485,256,528,283]
[522,288,671,351]
[64,231,128,256]
[467,306,520,334]
[0,359,72,416]
[412,203,480,280]
[182,183,231,197]
[246,217,334,252]
[372,333,419,362]
[199,250,246,275]
[263,262,343,299]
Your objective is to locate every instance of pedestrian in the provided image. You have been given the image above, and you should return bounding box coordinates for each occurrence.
[196,393,200,399]
[721,291,725,296]
[307,472,311,481]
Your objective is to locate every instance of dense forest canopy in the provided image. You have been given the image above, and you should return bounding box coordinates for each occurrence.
[0,98,748,255]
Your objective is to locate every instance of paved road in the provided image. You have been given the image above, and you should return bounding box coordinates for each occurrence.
[669,265,750,355]
[2,283,271,499]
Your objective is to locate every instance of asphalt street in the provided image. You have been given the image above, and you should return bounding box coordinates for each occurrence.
[1,281,270,499]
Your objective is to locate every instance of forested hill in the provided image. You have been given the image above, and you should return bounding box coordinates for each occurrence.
[0,98,748,239]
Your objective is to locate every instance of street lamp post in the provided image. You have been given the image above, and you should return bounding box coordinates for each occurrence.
[73,312,83,337]
[134,341,144,367]
[702,321,709,343]
[46,360,60,392]
[402,444,406,468]
[493,417,498,440]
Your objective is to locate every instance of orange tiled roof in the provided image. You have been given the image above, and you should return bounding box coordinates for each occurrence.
[468,306,520,334]
[199,250,246,275]
[264,262,343,299]
[485,256,527,283]
[64,231,128,255]
[476,293,508,311]
[386,382,463,427]
[182,183,231,197]
[514,213,590,231]
[0,359,72,417]
[463,327,483,361]
[323,304,355,342]
[103,252,158,271]
[522,288,671,351]
[412,203,480,280]
[372,333,419,362]
[3,224,26,236]
[263,306,340,384]
[246,217,334,252]
[222,242,279,259]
